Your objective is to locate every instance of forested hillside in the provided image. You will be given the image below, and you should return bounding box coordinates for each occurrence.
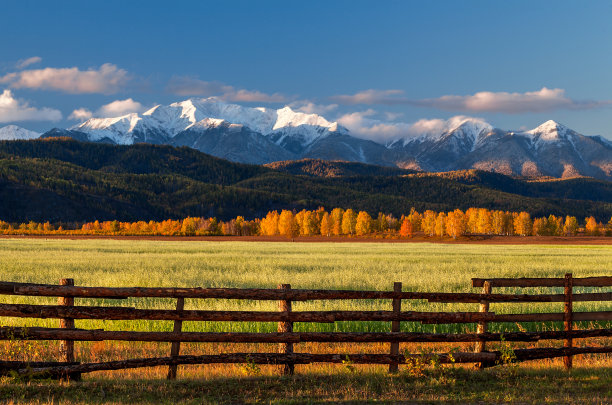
[1,138,611,222]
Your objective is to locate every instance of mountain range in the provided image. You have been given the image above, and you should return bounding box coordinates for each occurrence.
[1,97,611,179]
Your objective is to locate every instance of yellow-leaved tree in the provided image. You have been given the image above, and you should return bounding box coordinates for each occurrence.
[563,216,578,236]
[355,211,372,236]
[585,216,599,236]
[446,209,466,239]
[320,212,331,236]
[278,210,299,239]
[434,212,446,237]
[514,212,532,236]
[330,208,344,236]
[341,209,357,235]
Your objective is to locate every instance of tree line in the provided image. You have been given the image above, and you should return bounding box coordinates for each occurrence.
[1,207,611,238]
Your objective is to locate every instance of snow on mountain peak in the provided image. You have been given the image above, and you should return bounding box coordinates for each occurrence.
[526,120,571,139]
[0,125,40,141]
[400,116,492,146]
[273,106,335,130]
[448,117,492,135]
[521,120,576,150]
[528,120,568,135]
[71,97,344,147]
[73,113,143,144]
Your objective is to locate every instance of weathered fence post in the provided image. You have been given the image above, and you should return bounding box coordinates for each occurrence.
[564,273,573,370]
[278,284,294,375]
[167,297,185,380]
[59,278,80,381]
[475,280,492,368]
[389,281,402,373]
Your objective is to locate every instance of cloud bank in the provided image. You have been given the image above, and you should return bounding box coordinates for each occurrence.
[289,101,338,115]
[0,89,62,122]
[0,63,130,94]
[166,76,286,103]
[69,98,146,121]
[332,87,611,113]
[336,110,488,143]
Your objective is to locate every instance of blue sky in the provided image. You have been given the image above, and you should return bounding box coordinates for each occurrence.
[1,0,611,141]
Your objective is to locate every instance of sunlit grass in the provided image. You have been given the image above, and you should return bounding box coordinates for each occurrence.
[0,239,610,334]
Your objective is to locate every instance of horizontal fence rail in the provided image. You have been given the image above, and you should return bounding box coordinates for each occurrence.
[2,281,610,303]
[0,273,610,379]
[472,277,612,288]
[3,327,612,343]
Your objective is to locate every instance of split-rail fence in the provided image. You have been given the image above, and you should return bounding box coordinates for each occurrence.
[0,273,610,380]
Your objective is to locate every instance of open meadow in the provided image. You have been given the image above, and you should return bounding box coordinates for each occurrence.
[0,239,610,403]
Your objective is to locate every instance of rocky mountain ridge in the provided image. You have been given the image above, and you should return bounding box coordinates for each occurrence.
[1,98,611,179]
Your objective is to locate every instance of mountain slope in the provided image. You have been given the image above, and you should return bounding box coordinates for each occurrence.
[0,125,39,141]
[266,159,415,177]
[0,139,610,222]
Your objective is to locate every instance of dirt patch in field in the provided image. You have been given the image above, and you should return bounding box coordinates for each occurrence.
[1,234,610,245]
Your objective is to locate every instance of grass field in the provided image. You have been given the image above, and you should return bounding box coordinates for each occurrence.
[0,239,610,403]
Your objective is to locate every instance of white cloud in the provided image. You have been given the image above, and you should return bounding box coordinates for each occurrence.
[97,98,144,117]
[337,110,487,143]
[289,101,338,115]
[0,89,62,122]
[0,63,130,94]
[337,109,413,142]
[415,87,611,113]
[16,56,42,69]
[68,98,146,121]
[332,87,611,113]
[68,108,93,121]
[166,76,286,103]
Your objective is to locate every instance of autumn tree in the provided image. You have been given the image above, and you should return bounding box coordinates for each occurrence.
[341,209,357,235]
[386,214,400,231]
[301,210,318,236]
[260,211,279,236]
[355,211,373,236]
[532,217,547,236]
[399,217,414,238]
[465,208,479,234]
[422,210,436,236]
[376,212,388,232]
[181,217,198,236]
[320,212,331,236]
[476,208,492,234]
[563,216,578,236]
[330,208,344,236]
[446,209,466,239]
[407,208,422,232]
[434,212,446,237]
[585,216,599,236]
[491,211,505,235]
[278,210,299,239]
[514,212,532,236]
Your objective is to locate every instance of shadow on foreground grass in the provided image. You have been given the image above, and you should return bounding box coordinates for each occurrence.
[1,367,611,404]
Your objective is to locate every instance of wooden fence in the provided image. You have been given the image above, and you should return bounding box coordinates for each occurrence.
[0,273,610,380]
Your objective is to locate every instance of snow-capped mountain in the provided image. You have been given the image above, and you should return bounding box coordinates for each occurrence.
[72,98,345,147]
[0,125,40,141]
[387,117,494,171]
[5,97,604,180]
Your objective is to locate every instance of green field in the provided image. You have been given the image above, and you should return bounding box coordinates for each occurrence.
[1,239,611,404]
[1,239,610,334]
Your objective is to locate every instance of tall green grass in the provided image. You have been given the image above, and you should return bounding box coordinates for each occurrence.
[0,239,610,333]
